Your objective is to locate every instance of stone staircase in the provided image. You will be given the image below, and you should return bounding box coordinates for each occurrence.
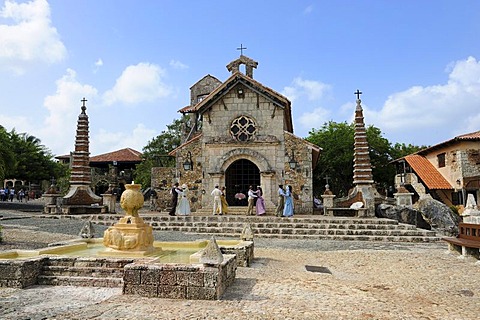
[37,257,133,288]
[85,211,441,242]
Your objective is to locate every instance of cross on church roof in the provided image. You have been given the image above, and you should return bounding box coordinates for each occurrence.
[354,89,362,100]
[237,43,247,56]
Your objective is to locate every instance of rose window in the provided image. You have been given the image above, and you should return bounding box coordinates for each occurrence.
[230,116,256,142]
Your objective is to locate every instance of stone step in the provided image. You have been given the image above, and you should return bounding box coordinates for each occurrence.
[192,233,442,242]
[151,225,436,237]
[41,265,125,278]
[60,214,439,242]
[44,257,135,269]
[37,275,123,287]
[147,221,419,231]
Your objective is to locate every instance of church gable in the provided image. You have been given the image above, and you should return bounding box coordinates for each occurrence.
[201,84,285,144]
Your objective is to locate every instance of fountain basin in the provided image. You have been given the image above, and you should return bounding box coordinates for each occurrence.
[0,238,253,300]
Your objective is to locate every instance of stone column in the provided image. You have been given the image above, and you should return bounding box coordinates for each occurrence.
[394,185,413,207]
[321,185,335,216]
[102,193,116,213]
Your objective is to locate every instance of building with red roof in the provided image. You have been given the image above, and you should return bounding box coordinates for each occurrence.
[392,130,480,207]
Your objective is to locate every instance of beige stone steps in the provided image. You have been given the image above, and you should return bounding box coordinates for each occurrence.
[41,265,125,278]
[37,275,123,287]
[193,233,441,242]
[59,214,439,242]
[37,257,132,288]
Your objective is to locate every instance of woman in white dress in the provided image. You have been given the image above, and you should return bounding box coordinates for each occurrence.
[176,184,191,216]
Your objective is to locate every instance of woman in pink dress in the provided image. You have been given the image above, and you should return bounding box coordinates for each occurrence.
[255,186,266,215]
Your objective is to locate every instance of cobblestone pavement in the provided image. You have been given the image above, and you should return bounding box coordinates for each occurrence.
[1,205,479,319]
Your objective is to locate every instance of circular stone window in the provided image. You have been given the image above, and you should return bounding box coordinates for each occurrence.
[230,116,256,142]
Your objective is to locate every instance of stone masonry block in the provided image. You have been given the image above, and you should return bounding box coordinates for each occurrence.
[187,286,218,300]
[123,284,158,297]
[141,268,160,285]
[159,271,177,286]
[159,285,186,299]
[123,269,141,285]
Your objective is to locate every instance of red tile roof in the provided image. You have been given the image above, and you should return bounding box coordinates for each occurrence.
[405,155,452,190]
[417,130,480,155]
[456,130,480,140]
[89,148,142,163]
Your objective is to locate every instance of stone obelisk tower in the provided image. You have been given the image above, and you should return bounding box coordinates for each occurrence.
[352,90,376,216]
[62,98,103,214]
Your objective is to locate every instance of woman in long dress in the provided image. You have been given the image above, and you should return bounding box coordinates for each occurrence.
[283,185,294,217]
[255,186,266,215]
[219,186,229,214]
[176,184,191,216]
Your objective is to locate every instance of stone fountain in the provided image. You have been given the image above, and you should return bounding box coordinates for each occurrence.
[102,183,155,256]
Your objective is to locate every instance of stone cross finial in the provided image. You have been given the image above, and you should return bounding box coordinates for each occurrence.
[237,43,247,56]
[354,89,362,100]
[81,97,87,114]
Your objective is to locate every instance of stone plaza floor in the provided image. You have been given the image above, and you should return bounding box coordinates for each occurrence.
[1,204,479,319]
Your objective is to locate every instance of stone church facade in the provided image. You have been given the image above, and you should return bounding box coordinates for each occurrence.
[152,55,321,214]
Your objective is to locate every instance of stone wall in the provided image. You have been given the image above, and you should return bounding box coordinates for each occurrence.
[151,139,204,213]
[0,257,45,288]
[123,254,237,300]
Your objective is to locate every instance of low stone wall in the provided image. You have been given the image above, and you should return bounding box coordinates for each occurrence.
[0,256,45,288]
[218,240,254,267]
[123,254,237,300]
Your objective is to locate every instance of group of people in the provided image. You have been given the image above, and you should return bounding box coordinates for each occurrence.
[168,182,191,216]
[168,182,294,217]
[211,185,229,215]
[0,187,25,202]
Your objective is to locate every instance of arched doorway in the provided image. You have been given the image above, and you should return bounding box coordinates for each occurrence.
[225,159,260,206]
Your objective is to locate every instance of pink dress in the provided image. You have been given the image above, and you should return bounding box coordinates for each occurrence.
[256,189,266,215]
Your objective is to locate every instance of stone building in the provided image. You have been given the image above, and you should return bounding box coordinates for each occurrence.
[391,130,480,207]
[153,55,321,214]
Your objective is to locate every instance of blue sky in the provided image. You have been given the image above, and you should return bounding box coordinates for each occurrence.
[1,0,479,157]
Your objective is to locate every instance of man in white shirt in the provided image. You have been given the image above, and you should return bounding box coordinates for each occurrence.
[276,184,285,217]
[246,185,257,215]
[211,184,223,215]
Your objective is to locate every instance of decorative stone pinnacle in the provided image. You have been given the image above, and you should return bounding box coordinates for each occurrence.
[200,236,224,266]
[241,223,254,241]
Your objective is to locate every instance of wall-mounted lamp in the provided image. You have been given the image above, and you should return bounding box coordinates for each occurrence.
[288,148,298,170]
[456,179,461,186]
[183,151,193,171]
[237,86,245,98]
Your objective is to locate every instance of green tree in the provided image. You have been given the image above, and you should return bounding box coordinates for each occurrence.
[8,130,57,182]
[0,126,14,180]
[133,117,184,187]
[390,142,426,160]
[307,121,355,197]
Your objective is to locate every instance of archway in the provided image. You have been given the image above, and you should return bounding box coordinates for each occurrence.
[225,159,260,206]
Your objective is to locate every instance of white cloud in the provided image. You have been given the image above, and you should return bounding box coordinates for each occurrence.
[103,62,171,106]
[297,107,331,129]
[40,69,98,155]
[0,0,67,73]
[282,77,331,103]
[93,58,103,73]
[367,56,480,144]
[169,59,188,70]
[92,124,157,155]
[304,5,314,14]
